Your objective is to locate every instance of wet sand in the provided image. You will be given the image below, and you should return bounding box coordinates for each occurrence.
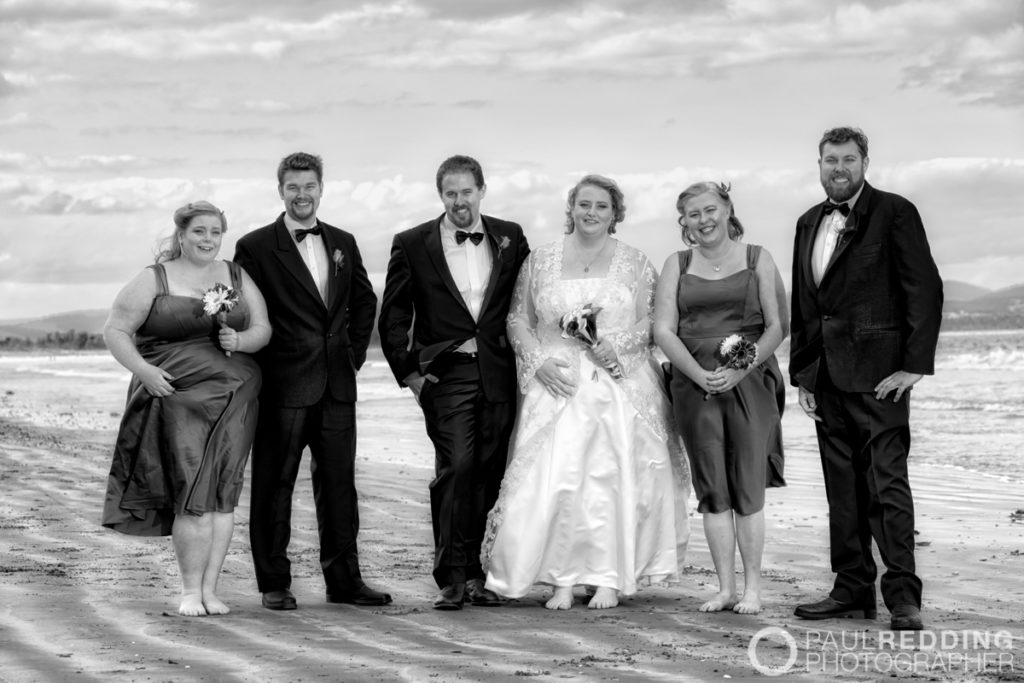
[0,355,1021,682]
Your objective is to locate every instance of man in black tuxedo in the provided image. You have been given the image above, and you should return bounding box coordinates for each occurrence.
[378,155,529,610]
[234,152,391,610]
[789,127,942,631]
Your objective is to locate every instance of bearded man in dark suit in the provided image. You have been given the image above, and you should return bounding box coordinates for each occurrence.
[234,152,391,610]
[378,155,530,610]
[789,127,942,631]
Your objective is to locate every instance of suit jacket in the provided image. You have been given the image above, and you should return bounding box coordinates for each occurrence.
[234,213,377,407]
[789,182,943,393]
[378,214,530,403]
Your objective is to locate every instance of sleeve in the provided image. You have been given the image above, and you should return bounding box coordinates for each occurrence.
[603,250,657,378]
[893,199,944,375]
[233,236,262,288]
[377,234,418,385]
[345,235,377,370]
[506,251,546,392]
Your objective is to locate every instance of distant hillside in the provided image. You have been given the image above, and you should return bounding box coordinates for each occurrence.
[0,309,109,339]
[943,280,991,303]
[943,283,1024,330]
[2,280,1021,341]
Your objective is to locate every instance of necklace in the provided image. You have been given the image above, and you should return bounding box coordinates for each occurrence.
[575,239,608,273]
[704,242,734,273]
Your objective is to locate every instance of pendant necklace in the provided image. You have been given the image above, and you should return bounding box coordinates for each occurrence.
[706,242,733,273]
[578,240,607,273]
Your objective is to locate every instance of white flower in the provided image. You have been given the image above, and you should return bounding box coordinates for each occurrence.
[719,334,743,355]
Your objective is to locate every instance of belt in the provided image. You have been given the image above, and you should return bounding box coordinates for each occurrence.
[449,351,478,363]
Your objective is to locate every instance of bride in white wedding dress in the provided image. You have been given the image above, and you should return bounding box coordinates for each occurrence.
[482,175,690,610]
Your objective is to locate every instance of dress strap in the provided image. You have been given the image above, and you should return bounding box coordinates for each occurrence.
[147,263,169,295]
[677,249,693,274]
[227,260,243,290]
[746,244,762,270]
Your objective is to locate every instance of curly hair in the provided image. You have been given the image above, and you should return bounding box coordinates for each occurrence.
[675,181,744,246]
[564,174,626,234]
[155,200,226,264]
[818,126,869,159]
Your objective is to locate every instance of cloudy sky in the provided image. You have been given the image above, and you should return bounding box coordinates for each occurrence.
[1,0,1022,319]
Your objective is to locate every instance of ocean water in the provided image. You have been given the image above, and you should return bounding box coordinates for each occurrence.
[2,329,1022,482]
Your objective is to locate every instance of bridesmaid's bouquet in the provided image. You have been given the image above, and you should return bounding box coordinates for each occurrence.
[705,334,759,399]
[559,303,622,380]
[718,334,759,370]
[202,283,240,356]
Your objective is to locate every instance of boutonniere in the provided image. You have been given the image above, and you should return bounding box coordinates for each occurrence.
[332,249,344,276]
[496,235,511,260]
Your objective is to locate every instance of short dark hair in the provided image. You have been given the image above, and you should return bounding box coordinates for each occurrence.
[277,152,324,185]
[818,127,869,159]
[436,155,485,193]
[564,174,626,234]
[675,181,745,246]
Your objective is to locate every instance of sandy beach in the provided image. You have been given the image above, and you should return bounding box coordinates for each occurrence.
[0,352,1022,682]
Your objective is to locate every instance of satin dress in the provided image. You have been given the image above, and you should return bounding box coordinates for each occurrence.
[102,261,261,536]
[669,245,785,516]
[482,240,689,598]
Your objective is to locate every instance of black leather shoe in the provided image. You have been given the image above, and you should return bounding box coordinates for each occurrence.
[890,604,923,631]
[795,596,877,620]
[433,583,465,610]
[327,584,393,606]
[261,589,297,611]
[465,578,503,606]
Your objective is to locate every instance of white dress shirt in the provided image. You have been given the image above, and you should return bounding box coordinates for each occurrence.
[441,215,493,353]
[812,184,864,285]
[284,214,329,304]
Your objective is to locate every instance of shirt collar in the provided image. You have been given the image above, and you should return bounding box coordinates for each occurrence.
[284,213,319,240]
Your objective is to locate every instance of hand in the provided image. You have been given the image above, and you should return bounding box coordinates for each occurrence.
[874,371,922,402]
[798,385,822,422]
[589,338,620,371]
[535,357,575,398]
[706,365,749,395]
[138,364,175,397]
[406,373,439,405]
[218,326,239,355]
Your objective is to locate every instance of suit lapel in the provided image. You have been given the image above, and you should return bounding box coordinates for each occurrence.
[801,209,824,291]
[272,218,327,309]
[321,227,341,312]
[424,216,473,316]
[819,182,871,286]
[478,218,505,315]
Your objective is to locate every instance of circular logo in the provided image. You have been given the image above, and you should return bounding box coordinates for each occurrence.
[748,627,798,676]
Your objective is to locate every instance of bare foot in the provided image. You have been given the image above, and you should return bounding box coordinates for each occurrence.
[179,593,207,617]
[733,592,761,614]
[203,594,230,615]
[587,587,619,610]
[545,587,574,610]
[699,591,737,612]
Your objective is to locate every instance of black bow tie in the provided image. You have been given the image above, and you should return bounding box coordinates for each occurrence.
[823,201,850,216]
[455,230,484,246]
[295,225,322,242]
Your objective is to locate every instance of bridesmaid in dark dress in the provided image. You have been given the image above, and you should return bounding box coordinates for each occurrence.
[102,201,271,616]
[653,182,787,615]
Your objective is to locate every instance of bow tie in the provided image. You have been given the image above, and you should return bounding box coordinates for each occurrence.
[295,225,322,242]
[455,230,484,246]
[823,201,850,216]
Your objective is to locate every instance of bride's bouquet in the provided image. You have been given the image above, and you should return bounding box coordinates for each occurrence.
[202,283,240,356]
[559,303,622,379]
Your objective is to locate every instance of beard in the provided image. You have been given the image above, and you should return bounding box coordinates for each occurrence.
[448,205,474,228]
[821,172,864,203]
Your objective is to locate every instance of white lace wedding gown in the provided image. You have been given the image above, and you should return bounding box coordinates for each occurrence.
[482,238,690,598]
